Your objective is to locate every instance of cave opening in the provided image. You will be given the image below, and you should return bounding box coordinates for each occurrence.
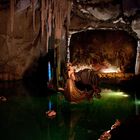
[69,29,137,81]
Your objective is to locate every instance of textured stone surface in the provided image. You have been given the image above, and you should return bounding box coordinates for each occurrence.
[69,30,136,73]
[132,17,140,38]
[70,0,140,39]
[0,0,140,80]
[0,8,41,80]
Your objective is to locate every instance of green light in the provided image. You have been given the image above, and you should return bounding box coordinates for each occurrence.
[101,89,129,98]
[135,100,140,105]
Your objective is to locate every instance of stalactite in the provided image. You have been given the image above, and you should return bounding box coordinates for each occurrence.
[45,0,49,52]
[55,0,61,39]
[45,0,50,52]
[66,0,72,48]
[38,0,73,86]
[45,0,48,19]
[48,4,52,37]
[10,0,15,51]
[41,0,45,38]
[10,0,15,34]
[51,0,54,34]
[53,0,72,40]
[31,0,36,32]
[39,0,72,51]
[67,1,72,31]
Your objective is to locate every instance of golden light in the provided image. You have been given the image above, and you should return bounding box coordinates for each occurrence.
[100,66,121,73]
[74,65,93,72]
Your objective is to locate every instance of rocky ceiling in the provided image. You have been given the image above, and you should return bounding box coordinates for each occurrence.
[0,0,140,38]
[70,0,140,39]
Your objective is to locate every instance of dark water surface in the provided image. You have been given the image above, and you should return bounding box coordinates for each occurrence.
[0,80,139,140]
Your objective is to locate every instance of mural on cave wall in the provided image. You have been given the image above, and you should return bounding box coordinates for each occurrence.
[70,30,137,73]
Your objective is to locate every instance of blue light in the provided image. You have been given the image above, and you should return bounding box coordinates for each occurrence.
[49,100,52,111]
[48,61,51,81]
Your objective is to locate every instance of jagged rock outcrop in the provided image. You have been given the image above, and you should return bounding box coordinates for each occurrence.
[70,0,140,39]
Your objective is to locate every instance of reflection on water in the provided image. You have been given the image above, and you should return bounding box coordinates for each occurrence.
[0,80,138,140]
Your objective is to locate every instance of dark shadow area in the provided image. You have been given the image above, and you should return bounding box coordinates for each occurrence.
[23,49,54,85]
[100,74,140,98]
[0,79,138,140]
[110,115,140,140]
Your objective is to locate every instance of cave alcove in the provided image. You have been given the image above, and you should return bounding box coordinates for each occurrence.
[69,30,137,74]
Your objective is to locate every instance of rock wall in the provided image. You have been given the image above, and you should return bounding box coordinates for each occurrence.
[0,8,41,80]
[0,0,71,82]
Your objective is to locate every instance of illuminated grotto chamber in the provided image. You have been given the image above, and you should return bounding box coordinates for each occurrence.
[69,29,138,84]
[67,28,140,100]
